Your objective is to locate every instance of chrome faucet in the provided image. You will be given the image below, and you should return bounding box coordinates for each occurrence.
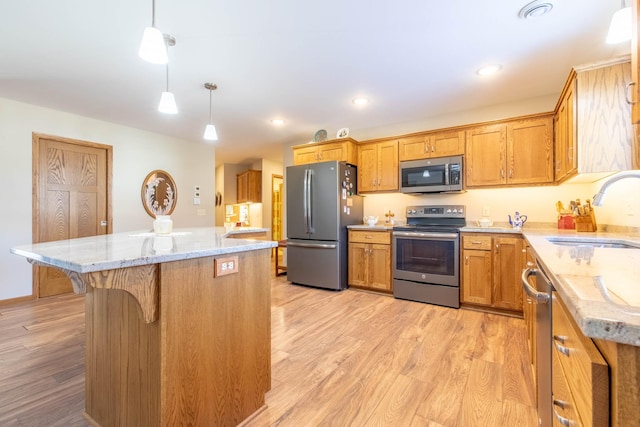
[593,171,640,206]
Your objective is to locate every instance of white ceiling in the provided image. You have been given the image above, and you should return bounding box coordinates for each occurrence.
[0,0,630,166]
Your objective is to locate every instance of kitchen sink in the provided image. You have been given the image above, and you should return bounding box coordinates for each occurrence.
[546,237,640,249]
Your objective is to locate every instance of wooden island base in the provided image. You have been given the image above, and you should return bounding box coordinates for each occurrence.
[81,248,271,426]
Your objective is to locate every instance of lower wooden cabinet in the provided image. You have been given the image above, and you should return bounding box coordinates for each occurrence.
[460,233,524,313]
[552,292,609,426]
[348,230,392,293]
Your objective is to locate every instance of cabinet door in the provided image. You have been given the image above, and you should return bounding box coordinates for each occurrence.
[348,242,368,287]
[465,124,507,187]
[632,0,640,125]
[461,249,492,306]
[368,243,392,292]
[492,236,524,311]
[293,146,318,165]
[357,143,379,192]
[398,135,428,161]
[555,82,577,182]
[318,142,345,162]
[507,117,554,185]
[237,172,248,203]
[376,140,398,191]
[430,130,465,157]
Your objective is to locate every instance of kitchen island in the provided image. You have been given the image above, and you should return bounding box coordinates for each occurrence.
[11,228,277,427]
[523,229,640,427]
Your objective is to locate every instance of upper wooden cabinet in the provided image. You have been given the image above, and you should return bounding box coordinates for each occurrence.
[398,130,465,161]
[555,74,577,183]
[465,115,553,188]
[358,139,398,192]
[292,138,358,166]
[554,58,634,182]
[237,169,261,203]
[632,0,640,127]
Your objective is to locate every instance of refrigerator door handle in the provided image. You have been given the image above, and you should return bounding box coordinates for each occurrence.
[287,242,337,249]
[307,168,314,233]
[303,168,308,233]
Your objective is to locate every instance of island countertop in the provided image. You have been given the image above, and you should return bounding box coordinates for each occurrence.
[11,227,277,274]
[523,229,640,346]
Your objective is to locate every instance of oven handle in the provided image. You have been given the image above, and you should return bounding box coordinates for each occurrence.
[393,231,458,239]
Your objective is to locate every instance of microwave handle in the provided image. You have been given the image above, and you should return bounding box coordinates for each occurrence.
[444,163,450,185]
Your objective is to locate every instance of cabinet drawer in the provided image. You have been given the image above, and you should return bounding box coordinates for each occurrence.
[552,292,609,427]
[552,345,581,427]
[462,235,492,250]
[349,230,391,245]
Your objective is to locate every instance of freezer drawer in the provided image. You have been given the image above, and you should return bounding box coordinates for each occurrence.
[287,239,346,290]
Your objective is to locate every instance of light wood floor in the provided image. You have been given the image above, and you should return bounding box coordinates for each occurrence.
[0,274,537,426]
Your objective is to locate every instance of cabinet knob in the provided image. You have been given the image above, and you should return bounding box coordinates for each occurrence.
[465,255,469,265]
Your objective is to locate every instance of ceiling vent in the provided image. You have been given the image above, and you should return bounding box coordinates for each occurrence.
[519,0,554,19]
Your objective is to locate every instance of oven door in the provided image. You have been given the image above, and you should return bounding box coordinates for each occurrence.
[392,231,459,287]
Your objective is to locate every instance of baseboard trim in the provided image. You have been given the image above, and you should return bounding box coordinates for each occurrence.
[0,294,35,307]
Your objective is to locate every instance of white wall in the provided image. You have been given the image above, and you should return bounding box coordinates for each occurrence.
[0,97,216,300]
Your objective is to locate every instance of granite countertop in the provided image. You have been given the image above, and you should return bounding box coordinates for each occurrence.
[523,229,640,346]
[221,226,269,237]
[11,227,277,274]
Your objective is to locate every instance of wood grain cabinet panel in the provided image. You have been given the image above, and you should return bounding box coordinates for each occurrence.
[466,116,554,188]
[461,233,524,314]
[357,139,398,192]
[552,292,609,427]
[237,169,261,203]
[348,230,392,293]
[555,58,635,181]
[398,130,464,161]
[292,138,358,166]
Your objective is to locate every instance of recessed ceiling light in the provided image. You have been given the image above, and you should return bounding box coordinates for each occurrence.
[476,65,502,76]
[352,97,370,105]
[519,0,554,19]
[270,119,285,125]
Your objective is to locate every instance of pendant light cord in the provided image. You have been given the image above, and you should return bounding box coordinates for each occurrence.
[209,89,213,124]
[166,63,169,92]
[151,0,156,27]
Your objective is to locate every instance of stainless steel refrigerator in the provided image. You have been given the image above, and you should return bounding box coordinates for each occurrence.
[286,161,363,290]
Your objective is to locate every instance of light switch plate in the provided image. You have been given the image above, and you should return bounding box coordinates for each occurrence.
[214,256,239,277]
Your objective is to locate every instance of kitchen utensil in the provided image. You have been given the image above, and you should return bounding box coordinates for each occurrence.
[508,211,528,229]
[476,217,493,227]
[364,215,378,226]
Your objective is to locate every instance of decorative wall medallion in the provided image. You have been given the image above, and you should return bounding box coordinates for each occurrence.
[142,170,177,218]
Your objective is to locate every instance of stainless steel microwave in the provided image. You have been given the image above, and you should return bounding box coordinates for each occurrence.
[399,155,463,193]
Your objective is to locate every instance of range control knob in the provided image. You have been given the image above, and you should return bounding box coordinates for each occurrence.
[446,209,452,213]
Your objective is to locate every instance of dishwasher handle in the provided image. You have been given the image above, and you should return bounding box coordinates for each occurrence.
[521,268,550,304]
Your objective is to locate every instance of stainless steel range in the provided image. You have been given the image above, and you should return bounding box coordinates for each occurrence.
[393,204,465,308]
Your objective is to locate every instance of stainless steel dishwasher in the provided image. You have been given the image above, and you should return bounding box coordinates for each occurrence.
[521,261,553,427]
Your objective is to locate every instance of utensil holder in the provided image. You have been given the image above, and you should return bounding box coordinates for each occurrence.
[574,211,597,232]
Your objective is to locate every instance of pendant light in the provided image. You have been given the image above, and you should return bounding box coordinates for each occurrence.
[138,0,167,64]
[158,61,177,114]
[607,0,632,44]
[204,83,218,141]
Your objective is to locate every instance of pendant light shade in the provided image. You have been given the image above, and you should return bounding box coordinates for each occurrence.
[158,49,177,114]
[139,27,168,64]
[138,0,168,64]
[203,83,218,141]
[204,124,218,141]
[158,91,177,114]
[606,2,632,44]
